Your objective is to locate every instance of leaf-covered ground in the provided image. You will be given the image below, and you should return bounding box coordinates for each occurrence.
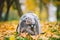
[0,20,60,40]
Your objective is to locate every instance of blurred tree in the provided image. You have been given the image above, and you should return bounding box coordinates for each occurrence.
[47,0,57,22]
[39,0,49,13]
[56,0,60,20]
[4,0,23,21]
[52,0,60,20]
[15,0,23,17]
[39,0,42,13]
[39,0,48,21]
[0,0,5,21]
[4,0,15,21]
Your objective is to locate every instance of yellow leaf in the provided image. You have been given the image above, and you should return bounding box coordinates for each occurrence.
[9,35,15,40]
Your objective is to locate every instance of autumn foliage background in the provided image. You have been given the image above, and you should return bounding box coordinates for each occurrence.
[0,0,60,40]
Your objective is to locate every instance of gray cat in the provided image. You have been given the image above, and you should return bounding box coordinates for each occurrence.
[16,13,42,35]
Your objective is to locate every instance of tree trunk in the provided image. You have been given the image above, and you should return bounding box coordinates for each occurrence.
[57,6,60,19]
[0,0,4,21]
[48,3,57,22]
[4,6,10,21]
[57,0,60,20]
[4,0,14,21]
[39,0,43,13]
[15,0,23,17]
[0,7,3,21]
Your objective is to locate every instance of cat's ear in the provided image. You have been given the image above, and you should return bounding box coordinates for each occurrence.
[20,16,26,20]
